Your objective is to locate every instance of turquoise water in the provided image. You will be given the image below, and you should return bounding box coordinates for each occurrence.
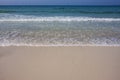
[0,5,120,46]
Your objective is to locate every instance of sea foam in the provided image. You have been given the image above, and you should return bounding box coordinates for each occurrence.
[0,14,120,46]
[0,14,120,22]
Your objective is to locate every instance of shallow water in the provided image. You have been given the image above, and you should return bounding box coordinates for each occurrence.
[0,6,120,46]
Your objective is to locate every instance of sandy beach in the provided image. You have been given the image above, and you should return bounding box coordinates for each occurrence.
[0,46,120,80]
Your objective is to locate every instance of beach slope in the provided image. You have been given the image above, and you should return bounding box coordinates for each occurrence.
[0,46,120,80]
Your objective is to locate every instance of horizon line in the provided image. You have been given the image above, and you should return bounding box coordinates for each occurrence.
[0,4,120,6]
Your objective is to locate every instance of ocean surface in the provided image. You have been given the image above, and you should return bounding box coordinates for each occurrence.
[0,5,120,46]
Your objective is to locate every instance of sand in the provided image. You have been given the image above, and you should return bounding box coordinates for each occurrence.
[0,46,120,80]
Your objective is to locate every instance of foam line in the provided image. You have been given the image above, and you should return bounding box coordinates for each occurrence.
[0,17,120,22]
[0,43,120,47]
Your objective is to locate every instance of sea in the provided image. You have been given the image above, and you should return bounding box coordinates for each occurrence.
[0,5,120,46]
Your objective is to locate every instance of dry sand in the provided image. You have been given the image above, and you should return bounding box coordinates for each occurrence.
[0,46,120,80]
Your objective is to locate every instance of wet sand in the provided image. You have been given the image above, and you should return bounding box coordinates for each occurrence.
[0,46,120,80]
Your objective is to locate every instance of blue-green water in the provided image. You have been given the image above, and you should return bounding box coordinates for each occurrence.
[0,5,120,46]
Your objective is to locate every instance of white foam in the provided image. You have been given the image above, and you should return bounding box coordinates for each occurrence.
[0,42,120,47]
[0,44,120,47]
[0,16,120,22]
[0,14,120,47]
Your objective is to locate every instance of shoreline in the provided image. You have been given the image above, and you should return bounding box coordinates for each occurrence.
[0,45,120,47]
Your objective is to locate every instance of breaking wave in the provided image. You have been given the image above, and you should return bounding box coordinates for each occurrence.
[0,14,120,46]
[0,14,120,22]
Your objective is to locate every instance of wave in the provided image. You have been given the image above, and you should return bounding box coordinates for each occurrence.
[75,11,120,14]
[0,10,15,13]
[0,14,120,47]
[18,11,120,14]
[0,16,120,22]
[43,10,120,14]
[1,9,120,14]
[0,34,120,47]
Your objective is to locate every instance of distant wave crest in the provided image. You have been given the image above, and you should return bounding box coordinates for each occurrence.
[1,9,120,14]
